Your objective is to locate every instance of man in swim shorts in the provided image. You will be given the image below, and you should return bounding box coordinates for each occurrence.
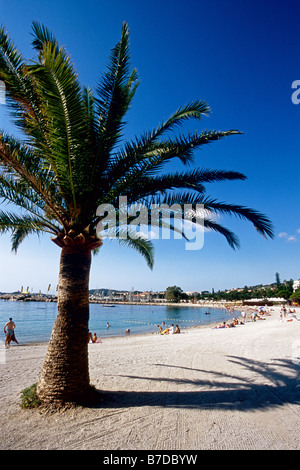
[4,318,16,347]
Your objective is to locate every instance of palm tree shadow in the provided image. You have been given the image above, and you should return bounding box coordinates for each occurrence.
[87,356,300,411]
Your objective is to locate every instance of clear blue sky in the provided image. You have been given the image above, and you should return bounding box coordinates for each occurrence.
[0,0,299,294]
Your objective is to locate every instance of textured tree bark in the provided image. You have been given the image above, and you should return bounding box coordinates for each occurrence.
[37,246,92,406]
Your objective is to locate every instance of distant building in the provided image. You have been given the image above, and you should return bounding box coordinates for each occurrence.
[293,280,300,292]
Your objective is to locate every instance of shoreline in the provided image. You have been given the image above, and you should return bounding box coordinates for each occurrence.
[10,319,232,347]
[2,299,284,347]
[8,321,233,347]
[1,294,288,308]
[1,305,300,450]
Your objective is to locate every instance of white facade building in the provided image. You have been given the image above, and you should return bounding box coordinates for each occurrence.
[293,280,300,292]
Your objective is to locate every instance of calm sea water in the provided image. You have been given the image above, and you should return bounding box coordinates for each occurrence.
[0,300,235,344]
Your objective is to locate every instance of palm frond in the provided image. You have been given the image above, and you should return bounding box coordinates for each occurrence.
[118,232,154,269]
[27,29,90,213]
[83,23,140,207]
[82,86,97,143]
[203,218,240,250]
[124,168,246,205]
[0,210,55,252]
[109,99,211,172]
[0,133,66,228]
[0,26,49,147]
[102,129,242,204]
[0,21,273,262]
[0,173,61,232]
[95,22,139,157]
[10,225,39,253]
[31,21,57,52]
[201,197,274,239]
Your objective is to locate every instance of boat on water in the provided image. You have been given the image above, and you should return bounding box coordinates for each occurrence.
[101,304,115,307]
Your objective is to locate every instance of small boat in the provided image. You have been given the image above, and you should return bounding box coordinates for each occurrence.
[101,304,115,307]
[204,311,210,315]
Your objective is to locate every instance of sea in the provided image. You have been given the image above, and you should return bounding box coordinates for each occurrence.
[0,300,236,344]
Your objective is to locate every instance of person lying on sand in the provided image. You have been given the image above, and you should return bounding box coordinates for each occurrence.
[214,321,227,329]
[214,320,237,329]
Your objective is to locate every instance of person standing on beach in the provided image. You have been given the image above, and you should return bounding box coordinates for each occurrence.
[4,318,17,347]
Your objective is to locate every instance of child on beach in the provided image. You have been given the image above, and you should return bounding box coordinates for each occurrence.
[92,333,98,343]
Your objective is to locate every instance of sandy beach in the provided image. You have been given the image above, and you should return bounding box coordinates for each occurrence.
[0,306,299,450]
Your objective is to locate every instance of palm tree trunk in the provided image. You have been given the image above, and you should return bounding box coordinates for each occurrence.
[37,246,92,406]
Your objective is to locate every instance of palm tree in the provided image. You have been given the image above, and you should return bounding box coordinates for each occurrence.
[0,22,273,406]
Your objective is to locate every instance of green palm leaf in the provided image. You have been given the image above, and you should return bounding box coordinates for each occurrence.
[203,218,240,249]
[27,44,85,209]
[118,234,154,269]
[0,210,54,251]
[0,133,66,227]
[0,20,273,255]
[124,168,247,204]
[93,23,139,179]
[0,21,275,407]
[201,197,274,239]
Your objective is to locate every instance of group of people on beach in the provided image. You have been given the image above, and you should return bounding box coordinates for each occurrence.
[88,321,132,343]
[214,304,300,329]
[279,306,298,322]
[88,331,103,343]
[5,306,298,348]
[215,318,241,329]
[88,331,100,343]
[157,322,180,335]
[214,307,273,329]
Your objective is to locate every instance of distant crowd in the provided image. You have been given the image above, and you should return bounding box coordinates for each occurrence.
[214,305,299,329]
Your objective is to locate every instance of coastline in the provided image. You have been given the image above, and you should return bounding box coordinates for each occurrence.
[1,299,248,345]
[1,305,300,450]
[0,292,283,309]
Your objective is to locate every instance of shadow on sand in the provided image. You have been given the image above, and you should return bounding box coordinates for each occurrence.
[87,356,300,412]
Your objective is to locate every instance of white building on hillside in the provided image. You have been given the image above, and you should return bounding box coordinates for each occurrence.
[293,280,300,292]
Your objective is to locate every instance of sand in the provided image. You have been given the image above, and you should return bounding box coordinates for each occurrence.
[0,306,299,450]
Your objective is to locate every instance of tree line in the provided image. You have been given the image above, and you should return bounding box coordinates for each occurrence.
[165,277,299,303]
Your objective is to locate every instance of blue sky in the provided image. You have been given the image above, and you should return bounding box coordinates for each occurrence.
[0,0,299,294]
